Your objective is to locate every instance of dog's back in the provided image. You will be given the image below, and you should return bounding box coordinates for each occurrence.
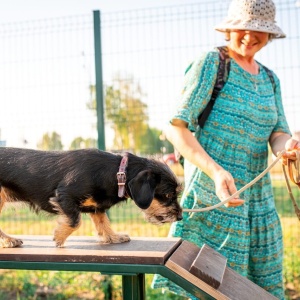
[0,147,115,212]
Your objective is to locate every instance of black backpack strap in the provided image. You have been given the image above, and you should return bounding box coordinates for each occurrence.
[198,46,231,128]
[262,65,276,92]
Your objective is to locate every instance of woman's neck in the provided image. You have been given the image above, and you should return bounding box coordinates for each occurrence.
[228,48,259,75]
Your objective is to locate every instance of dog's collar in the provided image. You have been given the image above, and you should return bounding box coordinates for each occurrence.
[117,153,129,198]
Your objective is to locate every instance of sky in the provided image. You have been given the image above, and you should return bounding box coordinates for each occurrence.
[1,0,294,23]
[1,0,209,23]
[0,0,213,149]
[1,0,299,149]
[1,0,227,149]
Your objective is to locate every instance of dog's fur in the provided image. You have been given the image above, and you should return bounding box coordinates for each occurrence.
[0,147,182,248]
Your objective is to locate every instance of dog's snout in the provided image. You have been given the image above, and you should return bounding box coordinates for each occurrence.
[177,211,183,221]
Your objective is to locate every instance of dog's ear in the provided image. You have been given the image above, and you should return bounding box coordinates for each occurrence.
[128,170,159,209]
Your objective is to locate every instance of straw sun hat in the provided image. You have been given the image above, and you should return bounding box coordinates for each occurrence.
[215,0,286,38]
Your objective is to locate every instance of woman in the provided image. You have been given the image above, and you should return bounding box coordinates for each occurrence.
[152,0,300,299]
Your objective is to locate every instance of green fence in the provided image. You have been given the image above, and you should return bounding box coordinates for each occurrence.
[0,0,300,294]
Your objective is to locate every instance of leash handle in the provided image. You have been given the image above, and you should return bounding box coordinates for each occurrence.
[183,150,285,213]
[282,150,300,221]
[287,150,300,187]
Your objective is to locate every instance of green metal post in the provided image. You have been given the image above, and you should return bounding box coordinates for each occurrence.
[122,274,145,300]
[93,10,105,150]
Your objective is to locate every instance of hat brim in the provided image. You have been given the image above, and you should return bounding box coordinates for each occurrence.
[215,18,286,39]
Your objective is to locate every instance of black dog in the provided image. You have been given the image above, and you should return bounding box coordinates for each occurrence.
[0,147,182,248]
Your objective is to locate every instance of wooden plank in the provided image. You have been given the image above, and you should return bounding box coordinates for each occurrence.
[0,235,181,265]
[218,267,278,300]
[189,244,227,289]
[165,240,229,300]
[165,240,278,300]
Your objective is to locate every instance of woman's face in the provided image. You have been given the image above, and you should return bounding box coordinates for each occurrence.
[227,30,270,59]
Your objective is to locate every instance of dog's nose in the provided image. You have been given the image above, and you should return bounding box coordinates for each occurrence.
[177,212,183,221]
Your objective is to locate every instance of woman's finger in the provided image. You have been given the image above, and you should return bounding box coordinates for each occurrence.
[227,198,245,207]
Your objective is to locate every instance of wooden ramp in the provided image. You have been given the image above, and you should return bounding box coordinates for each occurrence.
[0,235,277,300]
[165,240,277,300]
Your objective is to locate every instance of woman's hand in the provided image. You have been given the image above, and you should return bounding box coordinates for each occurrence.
[213,169,244,207]
[280,138,300,165]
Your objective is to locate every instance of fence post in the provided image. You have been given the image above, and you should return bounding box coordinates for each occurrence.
[93,10,106,151]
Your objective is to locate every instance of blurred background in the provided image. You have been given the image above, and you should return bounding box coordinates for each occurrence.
[0,0,299,298]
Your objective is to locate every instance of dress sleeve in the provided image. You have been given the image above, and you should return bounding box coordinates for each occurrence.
[272,73,291,135]
[170,51,219,132]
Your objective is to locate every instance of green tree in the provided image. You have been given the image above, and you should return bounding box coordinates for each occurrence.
[69,137,97,150]
[88,75,150,153]
[37,132,63,150]
[140,127,173,155]
[69,137,84,150]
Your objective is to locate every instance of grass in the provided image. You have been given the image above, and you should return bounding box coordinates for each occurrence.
[0,271,184,300]
[273,179,300,217]
[0,270,115,300]
[282,217,300,299]
[0,179,299,299]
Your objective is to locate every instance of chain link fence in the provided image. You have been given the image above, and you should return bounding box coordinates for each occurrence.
[0,0,299,294]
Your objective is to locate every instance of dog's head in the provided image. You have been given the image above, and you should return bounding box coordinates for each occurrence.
[127,160,182,225]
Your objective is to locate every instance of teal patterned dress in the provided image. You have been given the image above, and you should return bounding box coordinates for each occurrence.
[152,48,290,299]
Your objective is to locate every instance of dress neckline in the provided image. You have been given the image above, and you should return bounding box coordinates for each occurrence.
[231,59,262,78]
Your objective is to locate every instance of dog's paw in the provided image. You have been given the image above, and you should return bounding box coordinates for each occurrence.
[53,238,66,248]
[0,237,23,248]
[101,234,130,244]
[53,234,66,247]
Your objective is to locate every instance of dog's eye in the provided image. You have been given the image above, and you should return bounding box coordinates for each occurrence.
[176,184,183,193]
[165,193,173,199]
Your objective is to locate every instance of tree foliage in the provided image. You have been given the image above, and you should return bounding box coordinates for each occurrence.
[105,76,149,152]
[37,131,63,150]
[140,126,173,155]
[88,74,173,155]
[69,137,97,150]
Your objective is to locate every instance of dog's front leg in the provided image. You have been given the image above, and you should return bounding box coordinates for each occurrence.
[50,195,82,247]
[90,212,130,244]
[53,214,82,247]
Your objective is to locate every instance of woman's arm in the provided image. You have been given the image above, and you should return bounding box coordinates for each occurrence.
[165,119,244,207]
[268,73,300,160]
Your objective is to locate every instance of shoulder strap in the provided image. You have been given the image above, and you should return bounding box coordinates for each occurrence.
[262,65,276,92]
[198,46,231,129]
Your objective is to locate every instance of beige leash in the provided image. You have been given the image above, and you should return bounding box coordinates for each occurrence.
[183,150,299,214]
[282,150,300,221]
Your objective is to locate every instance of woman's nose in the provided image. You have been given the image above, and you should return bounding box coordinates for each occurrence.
[243,31,256,40]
